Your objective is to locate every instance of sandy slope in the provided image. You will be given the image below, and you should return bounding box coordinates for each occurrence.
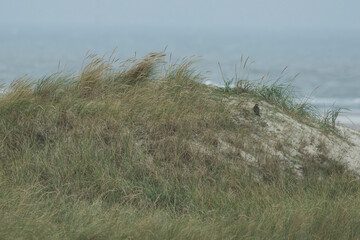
[223,95,360,174]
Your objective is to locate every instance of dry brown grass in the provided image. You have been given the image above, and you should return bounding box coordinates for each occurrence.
[0,52,359,239]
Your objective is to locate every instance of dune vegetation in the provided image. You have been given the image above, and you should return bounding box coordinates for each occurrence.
[1,52,360,239]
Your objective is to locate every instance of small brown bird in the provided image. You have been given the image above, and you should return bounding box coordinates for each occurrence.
[253,104,260,116]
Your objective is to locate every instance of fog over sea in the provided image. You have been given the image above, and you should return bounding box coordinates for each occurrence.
[1,26,359,128]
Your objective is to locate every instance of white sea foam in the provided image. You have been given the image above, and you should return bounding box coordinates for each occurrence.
[311,98,360,106]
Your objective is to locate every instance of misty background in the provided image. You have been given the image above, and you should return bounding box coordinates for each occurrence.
[1,0,360,126]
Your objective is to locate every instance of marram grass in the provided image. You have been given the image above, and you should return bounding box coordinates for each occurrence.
[0,52,359,239]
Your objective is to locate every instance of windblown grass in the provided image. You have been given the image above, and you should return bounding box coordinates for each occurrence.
[0,52,359,239]
[320,104,350,129]
[219,57,350,133]
[220,61,316,118]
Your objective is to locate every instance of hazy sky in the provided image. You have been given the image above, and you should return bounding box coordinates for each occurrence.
[1,0,360,30]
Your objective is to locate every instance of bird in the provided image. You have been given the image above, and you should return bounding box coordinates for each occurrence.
[253,104,260,116]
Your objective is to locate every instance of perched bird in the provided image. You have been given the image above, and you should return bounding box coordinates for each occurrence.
[253,104,260,116]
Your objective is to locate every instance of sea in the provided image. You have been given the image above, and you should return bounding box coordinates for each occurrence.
[1,25,359,128]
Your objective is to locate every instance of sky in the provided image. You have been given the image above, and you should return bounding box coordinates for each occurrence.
[1,0,360,31]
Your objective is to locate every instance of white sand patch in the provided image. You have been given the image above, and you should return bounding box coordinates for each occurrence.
[223,95,360,173]
[265,103,360,173]
[192,89,360,175]
[336,125,360,171]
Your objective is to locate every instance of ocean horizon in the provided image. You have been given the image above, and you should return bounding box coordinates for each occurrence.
[1,25,359,127]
